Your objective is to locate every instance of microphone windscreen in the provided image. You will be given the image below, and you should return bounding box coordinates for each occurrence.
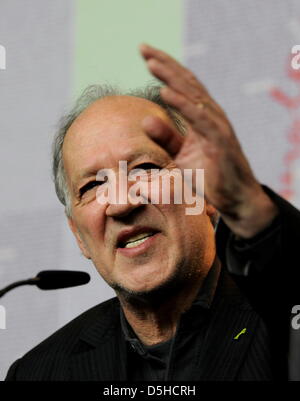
[35,270,90,290]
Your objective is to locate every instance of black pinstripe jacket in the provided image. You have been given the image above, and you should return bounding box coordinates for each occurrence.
[5,187,300,381]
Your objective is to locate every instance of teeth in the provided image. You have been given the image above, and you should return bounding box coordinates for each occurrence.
[124,233,154,248]
[126,232,154,243]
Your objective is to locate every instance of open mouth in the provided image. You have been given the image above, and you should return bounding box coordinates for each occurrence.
[118,232,156,249]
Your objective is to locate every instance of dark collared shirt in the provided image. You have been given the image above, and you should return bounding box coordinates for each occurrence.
[120,214,281,381]
[120,261,221,381]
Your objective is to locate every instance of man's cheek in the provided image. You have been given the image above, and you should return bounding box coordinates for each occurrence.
[78,210,104,236]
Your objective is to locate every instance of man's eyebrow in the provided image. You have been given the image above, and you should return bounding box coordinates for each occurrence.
[127,149,169,163]
[76,169,99,183]
[77,169,98,182]
[72,169,98,193]
[127,149,165,163]
[73,150,164,189]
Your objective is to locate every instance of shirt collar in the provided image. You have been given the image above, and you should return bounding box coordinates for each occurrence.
[120,258,221,354]
[192,257,221,309]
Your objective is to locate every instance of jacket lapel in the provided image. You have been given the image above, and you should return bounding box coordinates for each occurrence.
[68,298,128,381]
[195,269,260,381]
[68,270,261,380]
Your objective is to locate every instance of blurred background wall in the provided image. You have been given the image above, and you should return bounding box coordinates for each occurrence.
[0,0,300,380]
[0,0,181,380]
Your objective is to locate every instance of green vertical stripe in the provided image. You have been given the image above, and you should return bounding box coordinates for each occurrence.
[74,0,182,97]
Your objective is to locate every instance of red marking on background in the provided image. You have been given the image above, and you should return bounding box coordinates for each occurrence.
[269,54,300,200]
[270,88,300,109]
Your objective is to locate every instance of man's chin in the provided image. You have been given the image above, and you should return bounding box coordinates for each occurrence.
[111,273,185,306]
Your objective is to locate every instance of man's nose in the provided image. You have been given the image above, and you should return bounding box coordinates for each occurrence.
[105,179,145,218]
[105,199,143,218]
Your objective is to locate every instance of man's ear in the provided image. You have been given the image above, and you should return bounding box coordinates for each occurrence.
[67,217,91,259]
[206,203,219,227]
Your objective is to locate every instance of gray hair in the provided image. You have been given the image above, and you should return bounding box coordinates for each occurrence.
[52,84,187,217]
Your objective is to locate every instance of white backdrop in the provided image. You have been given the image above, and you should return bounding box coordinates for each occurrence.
[0,0,114,380]
[184,0,300,207]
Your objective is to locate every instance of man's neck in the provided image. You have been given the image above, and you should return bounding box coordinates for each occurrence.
[118,261,218,346]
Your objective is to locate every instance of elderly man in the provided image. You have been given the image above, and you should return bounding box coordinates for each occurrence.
[5,45,300,381]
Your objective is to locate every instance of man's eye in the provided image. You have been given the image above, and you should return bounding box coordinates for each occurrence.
[135,163,161,171]
[79,180,104,196]
[129,163,162,181]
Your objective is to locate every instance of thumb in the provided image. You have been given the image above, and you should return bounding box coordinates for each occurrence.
[141,115,184,157]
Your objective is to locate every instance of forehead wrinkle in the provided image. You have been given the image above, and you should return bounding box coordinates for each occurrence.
[123,148,164,164]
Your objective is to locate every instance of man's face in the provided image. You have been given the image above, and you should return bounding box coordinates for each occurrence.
[63,96,216,296]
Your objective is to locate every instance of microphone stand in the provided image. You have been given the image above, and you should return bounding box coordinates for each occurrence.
[0,277,39,299]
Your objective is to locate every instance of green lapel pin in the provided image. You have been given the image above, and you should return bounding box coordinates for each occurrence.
[234,328,247,340]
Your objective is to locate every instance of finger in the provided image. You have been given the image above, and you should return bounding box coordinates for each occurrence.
[140,45,229,136]
[140,44,209,101]
[139,43,174,63]
[161,86,226,120]
[142,115,184,157]
[160,87,231,141]
[146,58,206,102]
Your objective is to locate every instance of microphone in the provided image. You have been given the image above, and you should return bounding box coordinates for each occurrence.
[0,270,90,298]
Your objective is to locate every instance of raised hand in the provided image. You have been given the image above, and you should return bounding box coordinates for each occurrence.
[140,44,278,238]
